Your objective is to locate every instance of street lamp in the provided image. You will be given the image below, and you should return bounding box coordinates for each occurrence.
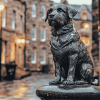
[0,4,4,11]
[0,3,4,81]
[17,39,25,44]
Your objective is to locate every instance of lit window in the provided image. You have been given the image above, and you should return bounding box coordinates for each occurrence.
[83,13,87,20]
[1,42,6,64]
[10,42,15,62]
[20,15,23,33]
[81,23,89,31]
[31,50,36,64]
[12,11,15,30]
[84,23,89,29]
[2,9,6,28]
[41,29,46,42]
[41,5,46,19]
[80,37,89,46]
[32,3,36,18]
[40,51,45,64]
[32,28,36,41]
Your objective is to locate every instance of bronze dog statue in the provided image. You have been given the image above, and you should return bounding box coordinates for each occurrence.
[45,4,93,85]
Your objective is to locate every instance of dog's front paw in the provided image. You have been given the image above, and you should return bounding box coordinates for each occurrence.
[63,76,74,85]
[75,80,86,85]
[49,78,61,85]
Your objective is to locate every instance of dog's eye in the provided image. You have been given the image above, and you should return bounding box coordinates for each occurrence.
[57,8,63,12]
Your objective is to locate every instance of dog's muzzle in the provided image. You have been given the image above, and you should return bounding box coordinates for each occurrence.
[48,16,56,26]
[51,21,56,26]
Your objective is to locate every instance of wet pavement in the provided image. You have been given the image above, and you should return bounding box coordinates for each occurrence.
[0,72,55,100]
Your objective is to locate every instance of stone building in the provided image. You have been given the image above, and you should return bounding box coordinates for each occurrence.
[71,4,92,56]
[0,0,30,80]
[25,0,54,72]
[92,0,100,85]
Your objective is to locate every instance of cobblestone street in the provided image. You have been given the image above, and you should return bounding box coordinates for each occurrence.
[0,73,55,100]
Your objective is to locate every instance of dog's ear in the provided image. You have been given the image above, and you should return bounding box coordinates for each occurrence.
[45,9,50,22]
[67,7,78,18]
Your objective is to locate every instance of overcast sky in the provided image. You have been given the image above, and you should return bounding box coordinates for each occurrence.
[52,0,92,5]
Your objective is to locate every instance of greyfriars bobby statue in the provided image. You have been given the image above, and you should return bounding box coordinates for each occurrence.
[36,4,100,100]
[45,4,93,85]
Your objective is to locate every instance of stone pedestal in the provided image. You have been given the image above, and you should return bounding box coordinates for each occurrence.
[36,85,100,100]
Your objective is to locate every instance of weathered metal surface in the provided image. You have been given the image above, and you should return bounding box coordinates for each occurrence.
[45,4,93,85]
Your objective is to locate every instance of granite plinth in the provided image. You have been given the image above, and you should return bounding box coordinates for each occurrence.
[36,85,100,100]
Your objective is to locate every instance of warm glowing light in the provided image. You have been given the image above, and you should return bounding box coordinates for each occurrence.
[17,39,21,43]
[83,13,87,20]
[10,42,15,61]
[98,26,100,30]
[19,87,27,92]
[21,39,25,43]
[0,4,4,11]
[17,39,25,44]
[81,37,89,46]
[84,23,89,29]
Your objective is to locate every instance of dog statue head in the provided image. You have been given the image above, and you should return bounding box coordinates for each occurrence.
[45,4,78,27]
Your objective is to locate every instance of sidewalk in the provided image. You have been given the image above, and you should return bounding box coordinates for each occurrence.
[0,72,55,100]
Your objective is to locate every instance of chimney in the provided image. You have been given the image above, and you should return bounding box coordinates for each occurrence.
[61,0,68,4]
[61,0,65,3]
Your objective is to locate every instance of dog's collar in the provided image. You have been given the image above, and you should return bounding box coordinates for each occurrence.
[50,31,80,50]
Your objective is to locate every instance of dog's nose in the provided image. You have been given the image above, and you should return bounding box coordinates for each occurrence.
[49,14,54,18]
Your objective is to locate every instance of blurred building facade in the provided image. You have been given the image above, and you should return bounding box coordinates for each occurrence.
[70,4,92,55]
[25,0,54,72]
[0,0,30,80]
[92,0,100,85]
[0,0,93,80]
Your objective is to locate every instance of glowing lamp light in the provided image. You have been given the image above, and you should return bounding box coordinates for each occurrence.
[98,26,100,30]
[17,39,21,43]
[0,4,4,11]
[80,37,89,46]
[17,39,25,44]
[21,39,25,43]
[84,23,89,29]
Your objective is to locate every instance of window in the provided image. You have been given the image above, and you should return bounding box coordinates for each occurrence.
[41,29,46,42]
[1,42,6,64]
[41,5,46,19]
[83,13,87,20]
[12,11,15,30]
[32,3,36,18]
[31,50,36,64]
[40,51,45,64]
[10,42,15,62]
[2,9,6,28]
[20,15,23,33]
[80,37,89,46]
[81,23,89,31]
[32,28,36,41]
